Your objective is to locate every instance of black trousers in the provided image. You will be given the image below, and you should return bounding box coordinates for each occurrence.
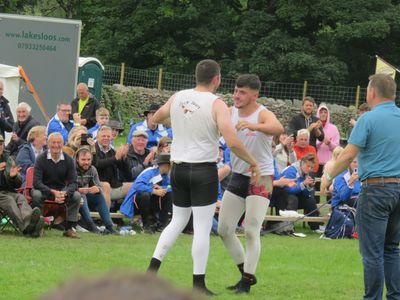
[287,192,321,230]
[135,192,172,227]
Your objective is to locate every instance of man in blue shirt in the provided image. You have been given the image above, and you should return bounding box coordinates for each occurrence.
[322,74,400,300]
[127,103,172,148]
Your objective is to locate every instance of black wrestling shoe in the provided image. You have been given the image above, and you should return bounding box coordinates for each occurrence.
[235,273,257,294]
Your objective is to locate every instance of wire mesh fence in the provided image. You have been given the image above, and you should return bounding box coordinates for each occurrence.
[103,64,375,107]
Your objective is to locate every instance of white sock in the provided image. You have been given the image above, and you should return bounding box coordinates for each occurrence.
[244,195,270,274]
[152,205,192,261]
[218,191,246,265]
[192,203,217,274]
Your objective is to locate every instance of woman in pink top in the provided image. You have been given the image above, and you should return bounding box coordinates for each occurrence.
[316,104,340,178]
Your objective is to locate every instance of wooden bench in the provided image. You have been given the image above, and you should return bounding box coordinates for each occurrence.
[90,212,125,219]
[90,178,332,223]
[264,215,329,223]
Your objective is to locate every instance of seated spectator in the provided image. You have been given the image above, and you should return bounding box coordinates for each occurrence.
[71,83,101,129]
[273,130,296,173]
[316,104,340,180]
[88,107,110,141]
[0,134,44,237]
[263,159,297,235]
[31,132,81,238]
[16,125,47,184]
[6,102,40,157]
[280,153,321,230]
[93,125,132,209]
[47,103,74,144]
[293,129,319,173]
[63,126,95,158]
[331,158,360,208]
[270,159,296,215]
[75,147,117,234]
[108,119,124,145]
[120,153,172,234]
[124,130,155,182]
[127,103,172,148]
[288,96,324,148]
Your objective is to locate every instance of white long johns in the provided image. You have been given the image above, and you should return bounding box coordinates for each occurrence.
[218,191,270,274]
[244,195,270,274]
[152,205,192,261]
[152,203,217,275]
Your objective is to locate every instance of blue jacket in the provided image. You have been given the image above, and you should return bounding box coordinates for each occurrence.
[120,166,171,218]
[280,161,314,196]
[16,143,46,184]
[47,114,74,144]
[127,120,172,148]
[331,169,361,207]
[88,123,100,141]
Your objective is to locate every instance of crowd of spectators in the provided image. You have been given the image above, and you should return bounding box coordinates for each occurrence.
[0,80,360,238]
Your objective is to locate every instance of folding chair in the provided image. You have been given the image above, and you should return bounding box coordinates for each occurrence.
[23,167,66,219]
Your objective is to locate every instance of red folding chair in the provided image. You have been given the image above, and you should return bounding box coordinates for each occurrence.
[23,167,66,219]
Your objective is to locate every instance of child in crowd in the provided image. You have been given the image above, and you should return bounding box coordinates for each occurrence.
[88,107,110,141]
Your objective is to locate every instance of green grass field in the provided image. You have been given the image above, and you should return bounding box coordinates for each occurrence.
[0,225,363,300]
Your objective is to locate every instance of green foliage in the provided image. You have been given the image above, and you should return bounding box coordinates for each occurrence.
[6,0,400,86]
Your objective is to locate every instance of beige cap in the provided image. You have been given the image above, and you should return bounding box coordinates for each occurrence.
[133,130,148,138]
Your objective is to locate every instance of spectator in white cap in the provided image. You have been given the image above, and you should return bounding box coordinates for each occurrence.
[122,130,156,182]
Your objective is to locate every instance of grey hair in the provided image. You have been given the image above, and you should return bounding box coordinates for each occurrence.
[297,128,310,139]
[47,132,64,143]
[17,102,32,113]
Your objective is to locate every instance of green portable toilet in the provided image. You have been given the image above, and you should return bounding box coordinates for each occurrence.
[78,57,104,100]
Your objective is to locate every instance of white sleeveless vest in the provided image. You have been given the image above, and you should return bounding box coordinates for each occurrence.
[170,89,220,163]
[230,105,274,176]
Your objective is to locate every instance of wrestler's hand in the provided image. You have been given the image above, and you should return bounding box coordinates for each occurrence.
[236,120,257,131]
[248,164,261,185]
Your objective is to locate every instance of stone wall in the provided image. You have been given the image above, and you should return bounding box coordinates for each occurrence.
[102,85,356,137]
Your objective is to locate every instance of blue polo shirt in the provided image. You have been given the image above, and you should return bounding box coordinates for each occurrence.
[348,101,400,181]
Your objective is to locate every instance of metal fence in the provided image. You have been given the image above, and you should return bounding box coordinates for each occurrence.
[103,63,370,108]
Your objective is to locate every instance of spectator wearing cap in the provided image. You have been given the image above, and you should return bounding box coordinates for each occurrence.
[127,103,172,148]
[6,102,40,157]
[71,83,101,129]
[120,153,172,234]
[108,119,124,144]
[87,107,110,142]
[0,80,15,140]
[92,125,132,209]
[0,133,44,237]
[122,130,156,182]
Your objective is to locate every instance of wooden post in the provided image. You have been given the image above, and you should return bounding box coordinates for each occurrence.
[120,62,125,85]
[302,80,308,99]
[158,68,163,91]
[355,85,360,109]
